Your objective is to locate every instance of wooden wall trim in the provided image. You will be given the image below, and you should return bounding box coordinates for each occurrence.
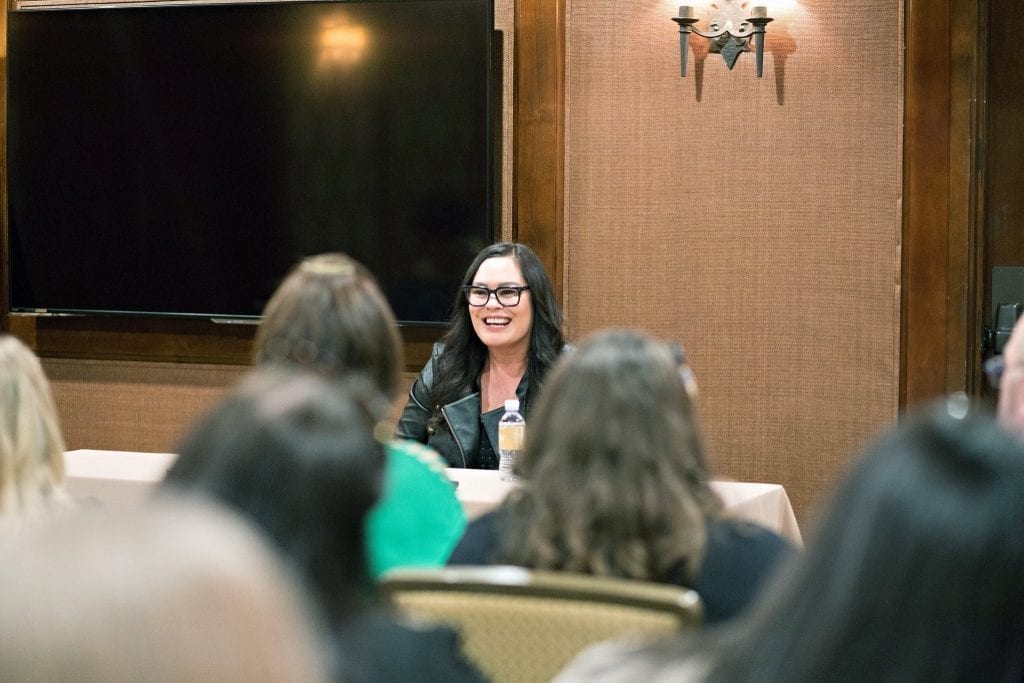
[952,0,986,396]
[513,0,565,301]
[902,0,982,409]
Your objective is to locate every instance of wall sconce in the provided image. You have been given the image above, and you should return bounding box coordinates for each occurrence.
[671,2,773,78]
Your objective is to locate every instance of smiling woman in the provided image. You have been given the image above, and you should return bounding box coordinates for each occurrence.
[396,243,568,468]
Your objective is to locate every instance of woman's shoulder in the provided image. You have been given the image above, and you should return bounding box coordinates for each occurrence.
[367,440,466,578]
[334,610,487,683]
[387,439,450,475]
[691,517,796,623]
[701,516,796,581]
[706,516,795,556]
[447,507,509,566]
[410,342,447,389]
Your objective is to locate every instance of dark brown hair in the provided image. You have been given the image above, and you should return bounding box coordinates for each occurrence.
[502,329,721,582]
[253,253,402,399]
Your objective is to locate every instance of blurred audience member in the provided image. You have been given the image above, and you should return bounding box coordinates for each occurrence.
[557,399,1024,682]
[0,334,73,537]
[254,252,465,577]
[164,370,486,683]
[397,242,567,468]
[449,329,794,624]
[0,495,329,682]
[995,314,1024,438]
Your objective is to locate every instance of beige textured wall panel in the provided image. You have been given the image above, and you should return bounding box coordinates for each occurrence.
[44,359,247,454]
[564,1,902,522]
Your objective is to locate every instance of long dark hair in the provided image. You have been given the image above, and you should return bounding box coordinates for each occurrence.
[501,329,721,582]
[428,242,564,429]
[164,370,388,625]
[693,403,1024,681]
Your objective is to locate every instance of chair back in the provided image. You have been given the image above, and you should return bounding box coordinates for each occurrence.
[380,565,702,683]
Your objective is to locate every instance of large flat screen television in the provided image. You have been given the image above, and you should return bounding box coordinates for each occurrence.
[6,0,495,325]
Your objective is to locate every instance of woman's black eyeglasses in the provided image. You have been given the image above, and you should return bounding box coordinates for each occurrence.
[463,285,530,307]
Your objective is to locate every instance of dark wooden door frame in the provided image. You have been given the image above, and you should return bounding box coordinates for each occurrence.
[512,0,565,302]
[902,0,985,410]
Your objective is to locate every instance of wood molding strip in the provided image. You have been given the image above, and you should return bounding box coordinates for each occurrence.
[513,0,565,301]
[902,0,979,408]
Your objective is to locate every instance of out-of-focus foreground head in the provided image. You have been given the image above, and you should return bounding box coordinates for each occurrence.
[997,315,1024,437]
[0,334,71,534]
[705,402,1024,682]
[0,494,330,683]
[165,368,388,621]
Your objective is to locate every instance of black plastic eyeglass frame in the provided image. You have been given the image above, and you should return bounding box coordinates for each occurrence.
[463,285,530,307]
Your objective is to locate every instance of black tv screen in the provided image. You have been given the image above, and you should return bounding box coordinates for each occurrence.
[6,0,494,325]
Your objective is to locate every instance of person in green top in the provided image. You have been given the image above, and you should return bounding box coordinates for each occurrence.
[252,252,465,577]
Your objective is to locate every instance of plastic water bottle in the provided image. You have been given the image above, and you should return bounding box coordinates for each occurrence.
[498,399,525,482]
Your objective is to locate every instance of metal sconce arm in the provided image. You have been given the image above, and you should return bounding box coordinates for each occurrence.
[671,5,774,78]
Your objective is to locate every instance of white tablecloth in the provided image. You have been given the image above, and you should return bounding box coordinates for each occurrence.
[445,468,802,545]
[64,450,176,510]
[64,450,802,545]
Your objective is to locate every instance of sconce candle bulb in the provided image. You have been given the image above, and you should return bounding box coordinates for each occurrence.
[751,5,768,17]
[678,5,693,18]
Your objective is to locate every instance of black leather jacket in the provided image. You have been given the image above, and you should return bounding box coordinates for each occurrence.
[396,342,529,468]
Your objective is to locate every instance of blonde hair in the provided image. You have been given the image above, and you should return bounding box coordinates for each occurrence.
[0,335,71,534]
[0,494,330,682]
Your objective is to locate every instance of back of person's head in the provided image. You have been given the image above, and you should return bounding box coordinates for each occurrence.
[504,328,720,581]
[253,252,403,399]
[165,368,388,622]
[0,334,71,533]
[705,399,1024,682]
[0,494,330,682]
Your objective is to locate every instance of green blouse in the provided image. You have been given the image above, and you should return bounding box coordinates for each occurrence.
[366,439,467,578]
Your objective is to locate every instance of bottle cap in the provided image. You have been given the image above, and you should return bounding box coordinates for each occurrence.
[504,399,520,412]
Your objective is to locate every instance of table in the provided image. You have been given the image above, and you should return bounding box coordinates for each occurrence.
[446,468,802,545]
[64,450,176,510]
[63,450,802,545]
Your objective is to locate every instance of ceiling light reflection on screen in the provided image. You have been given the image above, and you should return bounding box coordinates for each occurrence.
[318,18,369,68]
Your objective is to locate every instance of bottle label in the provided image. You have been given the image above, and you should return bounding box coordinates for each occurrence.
[498,423,524,451]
